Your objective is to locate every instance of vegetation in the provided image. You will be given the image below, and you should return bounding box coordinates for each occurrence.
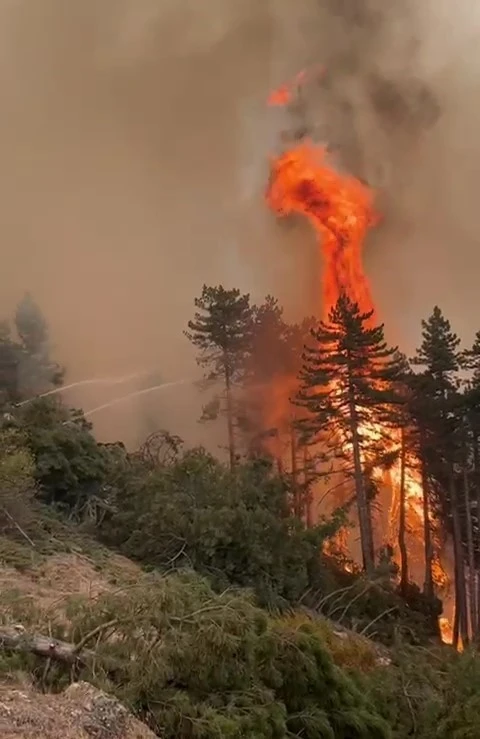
[0,290,479,736]
[295,295,404,574]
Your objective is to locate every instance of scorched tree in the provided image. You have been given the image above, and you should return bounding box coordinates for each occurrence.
[296,293,404,575]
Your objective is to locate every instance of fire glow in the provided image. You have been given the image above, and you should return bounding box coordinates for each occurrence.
[265,77,452,643]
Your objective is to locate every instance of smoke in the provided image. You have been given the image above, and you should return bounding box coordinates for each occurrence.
[1,1,479,445]
[0,0,281,447]
[279,0,480,353]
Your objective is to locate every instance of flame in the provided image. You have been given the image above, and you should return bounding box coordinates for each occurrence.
[267,70,307,107]
[267,67,326,108]
[439,617,453,645]
[267,143,377,318]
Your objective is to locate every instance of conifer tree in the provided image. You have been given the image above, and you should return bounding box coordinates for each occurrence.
[238,295,290,469]
[412,306,466,644]
[242,300,315,517]
[462,329,480,384]
[14,293,64,397]
[296,293,403,575]
[185,285,253,468]
[413,306,460,389]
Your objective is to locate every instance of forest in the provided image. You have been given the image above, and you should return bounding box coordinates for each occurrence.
[1,289,480,737]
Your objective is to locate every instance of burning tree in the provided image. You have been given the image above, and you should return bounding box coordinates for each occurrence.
[241,298,316,515]
[296,294,404,575]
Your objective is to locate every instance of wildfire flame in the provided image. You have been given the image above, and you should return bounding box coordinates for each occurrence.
[267,143,377,318]
[265,79,452,642]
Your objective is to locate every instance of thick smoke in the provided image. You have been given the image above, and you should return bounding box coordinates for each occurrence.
[286,0,480,350]
[1,1,479,446]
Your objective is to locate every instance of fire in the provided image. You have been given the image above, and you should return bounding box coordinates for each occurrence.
[267,143,377,318]
[265,79,453,643]
[439,617,454,646]
[267,70,307,107]
[265,138,417,521]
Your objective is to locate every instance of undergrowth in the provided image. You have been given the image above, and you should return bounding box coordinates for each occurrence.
[0,567,478,739]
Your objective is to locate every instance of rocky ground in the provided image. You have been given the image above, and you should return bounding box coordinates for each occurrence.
[0,680,156,739]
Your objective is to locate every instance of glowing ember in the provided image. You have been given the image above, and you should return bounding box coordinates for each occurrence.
[267,70,307,107]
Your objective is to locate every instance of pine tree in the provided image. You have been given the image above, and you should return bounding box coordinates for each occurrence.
[462,329,480,384]
[185,285,253,468]
[413,306,460,388]
[14,293,64,397]
[242,300,316,518]
[296,294,403,575]
[460,330,480,638]
[412,306,466,645]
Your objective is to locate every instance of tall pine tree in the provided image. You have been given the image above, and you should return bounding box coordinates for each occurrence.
[296,294,403,575]
[412,306,466,645]
[185,285,253,468]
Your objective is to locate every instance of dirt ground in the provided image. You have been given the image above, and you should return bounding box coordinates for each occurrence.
[0,549,141,617]
[0,546,153,737]
[0,680,156,738]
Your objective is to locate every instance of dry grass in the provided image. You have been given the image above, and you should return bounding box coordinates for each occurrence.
[0,533,142,628]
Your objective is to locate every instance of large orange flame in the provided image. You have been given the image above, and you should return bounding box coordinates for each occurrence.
[267,143,378,318]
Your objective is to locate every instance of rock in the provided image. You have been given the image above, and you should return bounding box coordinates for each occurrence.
[0,680,157,739]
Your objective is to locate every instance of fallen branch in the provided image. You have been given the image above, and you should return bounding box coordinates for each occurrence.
[0,625,94,665]
[2,507,36,548]
[359,606,398,637]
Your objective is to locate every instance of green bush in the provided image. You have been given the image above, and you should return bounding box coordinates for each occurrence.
[100,451,340,609]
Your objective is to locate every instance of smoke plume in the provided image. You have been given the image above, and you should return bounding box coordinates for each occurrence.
[0,0,479,446]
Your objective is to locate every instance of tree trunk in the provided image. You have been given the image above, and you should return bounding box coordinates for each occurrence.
[450,472,469,647]
[473,430,480,639]
[348,386,375,575]
[398,426,409,595]
[462,426,476,639]
[304,446,313,527]
[290,423,300,518]
[224,355,236,469]
[453,598,460,650]
[420,452,434,600]
[0,625,93,665]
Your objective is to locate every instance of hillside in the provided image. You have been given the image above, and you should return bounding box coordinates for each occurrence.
[0,301,478,736]
[0,523,474,739]
[0,530,385,737]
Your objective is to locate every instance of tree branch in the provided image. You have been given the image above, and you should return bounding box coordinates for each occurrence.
[0,625,94,665]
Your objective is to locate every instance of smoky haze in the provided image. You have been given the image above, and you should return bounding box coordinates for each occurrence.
[1,0,479,447]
